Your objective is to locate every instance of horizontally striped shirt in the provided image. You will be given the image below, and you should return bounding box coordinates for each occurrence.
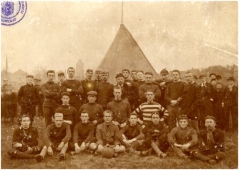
[133,102,169,123]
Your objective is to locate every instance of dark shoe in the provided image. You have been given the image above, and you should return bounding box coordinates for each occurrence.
[207,159,216,165]
[58,153,65,161]
[35,154,43,163]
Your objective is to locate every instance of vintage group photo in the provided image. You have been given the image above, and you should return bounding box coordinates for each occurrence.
[1,1,238,169]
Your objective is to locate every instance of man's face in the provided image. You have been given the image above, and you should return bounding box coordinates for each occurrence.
[210,75,216,79]
[86,71,93,80]
[216,84,223,92]
[205,119,216,131]
[152,114,160,125]
[95,71,102,80]
[87,95,96,103]
[54,115,63,128]
[145,92,154,102]
[216,79,222,83]
[160,74,168,81]
[101,73,109,82]
[103,112,113,123]
[114,88,122,100]
[200,77,206,83]
[122,71,129,78]
[81,113,89,124]
[47,73,55,81]
[228,80,234,86]
[61,95,70,105]
[21,117,31,129]
[131,72,137,80]
[129,115,138,126]
[68,69,75,78]
[172,72,180,81]
[26,77,33,85]
[211,80,217,86]
[116,77,124,86]
[34,80,41,86]
[185,73,193,83]
[179,119,188,129]
[145,74,153,83]
[58,75,65,82]
[137,72,144,81]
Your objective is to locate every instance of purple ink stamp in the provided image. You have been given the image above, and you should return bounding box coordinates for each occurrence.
[1,1,27,26]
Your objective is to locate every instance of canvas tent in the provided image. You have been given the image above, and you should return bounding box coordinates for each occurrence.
[97,24,159,84]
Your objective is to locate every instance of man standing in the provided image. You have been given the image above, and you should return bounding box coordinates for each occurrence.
[57,71,65,92]
[117,113,144,154]
[78,91,104,126]
[18,75,39,123]
[34,77,44,118]
[81,69,96,104]
[94,69,102,85]
[133,90,168,126]
[95,71,114,109]
[132,70,145,108]
[107,86,131,128]
[72,110,96,154]
[197,116,225,164]
[42,70,60,127]
[164,70,185,130]
[62,67,83,111]
[122,69,132,83]
[36,113,71,162]
[142,112,169,158]
[224,77,238,132]
[209,73,217,82]
[130,70,138,82]
[7,115,41,161]
[93,110,125,155]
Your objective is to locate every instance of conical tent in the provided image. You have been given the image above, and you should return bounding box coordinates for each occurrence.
[97,24,159,84]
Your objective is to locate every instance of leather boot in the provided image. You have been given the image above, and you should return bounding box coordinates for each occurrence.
[8,149,35,159]
[35,146,47,163]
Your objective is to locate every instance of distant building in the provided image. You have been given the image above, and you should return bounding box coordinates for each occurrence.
[75,58,84,80]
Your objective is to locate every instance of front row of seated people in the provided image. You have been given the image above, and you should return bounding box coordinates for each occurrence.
[8,110,225,165]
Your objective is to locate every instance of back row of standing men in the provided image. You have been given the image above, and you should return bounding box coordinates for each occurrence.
[9,67,237,132]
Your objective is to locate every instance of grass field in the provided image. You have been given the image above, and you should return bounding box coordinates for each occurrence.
[1,117,238,169]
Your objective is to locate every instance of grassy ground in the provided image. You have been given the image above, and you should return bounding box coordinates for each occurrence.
[1,117,238,169]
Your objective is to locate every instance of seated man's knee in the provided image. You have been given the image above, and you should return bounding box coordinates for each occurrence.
[89,143,97,150]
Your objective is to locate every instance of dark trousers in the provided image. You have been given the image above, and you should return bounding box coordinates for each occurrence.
[167,105,181,131]
[20,105,36,122]
[43,107,56,127]
[225,106,238,131]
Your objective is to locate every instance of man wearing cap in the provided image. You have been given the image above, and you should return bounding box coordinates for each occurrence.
[117,113,144,155]
[224,76,238,132]
[55,92,78,130]
[106,86,131,128]
[115,73,134,106]
[196,74,214,128]
[81,69,96,104]
[164,70,185,131]
[36,112,71,162]
[62,67,83,111]
[71,110,96,154]
[179,71,199,132]
[93,110,125,155]
[58,71,65,92]
[154,68,173,109]
[1,84,17,122]
[42,70,61,127]
[94,69,102,85]
[95,71,114,109]
[196,116,225,164]
[139,72,161,103]
[78,91,104,126]
[209,73,217,81]
[7,115,42,161]
[133,90,169,126]
[18,75,39,123]
[34,77,44,118]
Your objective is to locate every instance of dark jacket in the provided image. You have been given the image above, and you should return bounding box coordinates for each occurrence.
[18,84,39,106]
[41,81,60,107]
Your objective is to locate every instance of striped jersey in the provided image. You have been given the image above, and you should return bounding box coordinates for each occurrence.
[133,102,169,123]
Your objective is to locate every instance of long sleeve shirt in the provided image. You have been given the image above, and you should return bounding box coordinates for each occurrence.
[41,81,60,107]
[117,124,144,141]
[168,126,197,147]
[139,83,161,102]
[225,85,238,106]
[133,102,169,122]
[61,79,83,104]
[81,79,96,100]
[78,103,104,124]
[18,84,39,106]
[180,82,197,109]
[44,122,71,146]
[164,81,185,104]
[73,122,95,144]
[106,100,131,124]
[95,82,114,108]
[96,122,120,145]
[55,105,78,127]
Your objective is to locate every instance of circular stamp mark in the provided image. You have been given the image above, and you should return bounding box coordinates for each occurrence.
[1,1,27,26]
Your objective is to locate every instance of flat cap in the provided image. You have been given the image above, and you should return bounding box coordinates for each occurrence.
[205,116,216,121]
[227,76,235,81]
[86,69,93,72]
[116,73,124,79]
[145,71,153,76]
[87,91,97,96]
[61,92,70,97]
[178,115,188,120]
[26,75,34,78]
[160,68,169,75]
[209,73,216,77]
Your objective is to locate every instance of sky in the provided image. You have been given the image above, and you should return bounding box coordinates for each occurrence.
[1,1,238,74]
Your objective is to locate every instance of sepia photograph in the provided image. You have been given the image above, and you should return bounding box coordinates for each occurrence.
[1,1,238,169]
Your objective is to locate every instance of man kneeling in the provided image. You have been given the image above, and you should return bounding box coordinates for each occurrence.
[7,115,41,161]
[92,110,125,157]
[36,113,71,162]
